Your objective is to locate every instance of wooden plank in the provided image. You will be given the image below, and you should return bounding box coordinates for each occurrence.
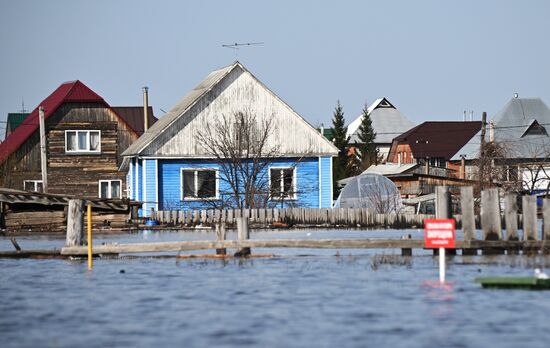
[60,239,547,256]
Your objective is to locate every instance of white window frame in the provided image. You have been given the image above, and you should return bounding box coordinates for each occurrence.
[65,130,101,153]
[23,180,43,193]
[98,180,122,199]
[180,168,219,201]
[269,167,297,200]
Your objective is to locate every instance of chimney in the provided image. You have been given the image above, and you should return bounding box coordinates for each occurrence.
[143,87,149,133]
[489,120,495,142]
[463,110,466,122]
[460,155,466,179]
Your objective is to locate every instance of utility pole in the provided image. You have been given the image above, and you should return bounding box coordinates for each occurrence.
[39,106,48,193]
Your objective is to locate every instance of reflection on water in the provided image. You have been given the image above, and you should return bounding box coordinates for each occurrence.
[1,229,550,348]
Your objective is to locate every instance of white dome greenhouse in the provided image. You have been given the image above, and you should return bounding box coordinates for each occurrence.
[334,173,403,213]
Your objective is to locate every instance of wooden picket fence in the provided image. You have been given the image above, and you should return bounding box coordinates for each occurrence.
[151,207,433,229]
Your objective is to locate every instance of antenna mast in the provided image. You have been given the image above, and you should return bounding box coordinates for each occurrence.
[222,42,264,56]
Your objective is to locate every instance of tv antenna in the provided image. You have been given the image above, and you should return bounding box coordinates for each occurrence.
[222,42,264,56]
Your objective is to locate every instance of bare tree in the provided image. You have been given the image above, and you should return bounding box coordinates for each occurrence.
[475,140,510,192]
[196,110,281,209]
[363,181,403,214]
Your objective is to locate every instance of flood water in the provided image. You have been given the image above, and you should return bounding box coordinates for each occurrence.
[1,229,550,348]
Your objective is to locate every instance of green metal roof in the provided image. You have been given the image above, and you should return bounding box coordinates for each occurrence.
[5,113,29,138]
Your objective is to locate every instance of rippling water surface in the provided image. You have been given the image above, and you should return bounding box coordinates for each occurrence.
[1,229,550,348]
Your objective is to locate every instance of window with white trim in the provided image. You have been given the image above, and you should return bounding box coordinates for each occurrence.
[65,130,101,153]
[99,180,122,199]
[24,180,43,193]
[270,167,296,199]
[181,169,218,200]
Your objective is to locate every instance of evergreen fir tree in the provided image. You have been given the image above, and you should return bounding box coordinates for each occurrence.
[331,101,351,199]
[357,103,379,171]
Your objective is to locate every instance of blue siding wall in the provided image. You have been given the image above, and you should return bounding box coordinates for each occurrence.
[156,157,322,211]
[144,159,158,216]
[320,156,333,208]
[269,158,319,209]
[136,159,142,202]
[159,160,223,210]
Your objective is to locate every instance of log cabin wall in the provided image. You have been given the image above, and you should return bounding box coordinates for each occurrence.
[0,103,138,198]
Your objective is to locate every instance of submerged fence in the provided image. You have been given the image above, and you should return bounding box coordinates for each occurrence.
[150,207,433,229]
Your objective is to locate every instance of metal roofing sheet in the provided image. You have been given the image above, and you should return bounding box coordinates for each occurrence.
[5,113,29,137]
[347,98,414,144]
[112,107,157,136]
[395,121,481,160]
[452,98,550,160]
[122,63,234,156]
[0,80,107,164]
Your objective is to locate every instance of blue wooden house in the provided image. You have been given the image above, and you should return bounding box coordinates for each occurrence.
[122,62,338,215]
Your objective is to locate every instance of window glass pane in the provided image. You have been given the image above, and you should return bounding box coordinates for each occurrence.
[36,182,43,193]
[100,182,109,198]
[182,171,195,198]
[24,181,33,191]
[270,169,282,197]
[197,171,216,198]
[78,131,87,151]
[90,131,100,151]
[283,169,294,195]
[66,132,76,151]
[111,181,121,199]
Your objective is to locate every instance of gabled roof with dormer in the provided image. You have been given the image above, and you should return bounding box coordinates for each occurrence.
[452,97,550,160]
[347,97,415,144]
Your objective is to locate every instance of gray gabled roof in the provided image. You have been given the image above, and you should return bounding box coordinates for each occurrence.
[123,64,234,156]
[123,61,338,160]
[347,98,415,144]
[452,97,550,160]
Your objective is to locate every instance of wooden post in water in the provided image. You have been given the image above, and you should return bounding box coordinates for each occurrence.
[66,199,85,246]
[504,193,518,240]
[481,188,503,255]
[435,186,451,219]
[215,222,227,255]
[460,186,476,255]
[131,205,139,226]
[434,186,455,255]
[481,188,502,240]
[87,203,92,271]
[235,217,251,257]
[522,195,537,240]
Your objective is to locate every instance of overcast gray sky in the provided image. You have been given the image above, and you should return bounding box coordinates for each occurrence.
[1,0,549,139]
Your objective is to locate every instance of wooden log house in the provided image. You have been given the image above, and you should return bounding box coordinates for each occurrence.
[0,80,156,199]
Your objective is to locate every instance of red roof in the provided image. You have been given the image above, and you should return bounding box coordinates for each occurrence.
[0,80,143,164]
[393,121,482,160]
[112,107,157,136]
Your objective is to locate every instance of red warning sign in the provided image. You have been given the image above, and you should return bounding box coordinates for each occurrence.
[424,219,455,249]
